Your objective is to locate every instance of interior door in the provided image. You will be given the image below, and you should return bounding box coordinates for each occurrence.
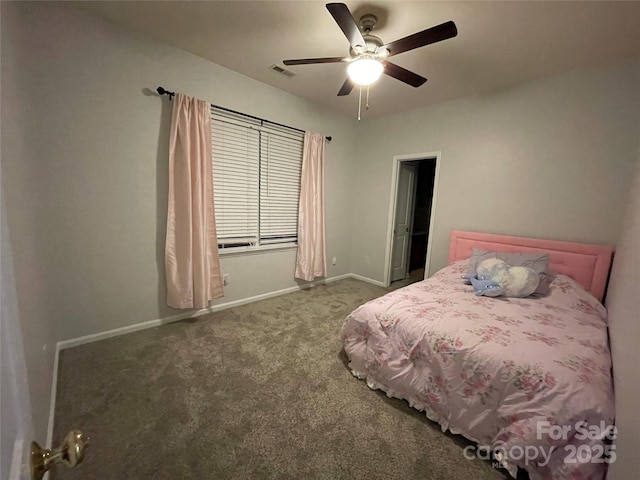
[390,163,417,282]
[1,201,33,480]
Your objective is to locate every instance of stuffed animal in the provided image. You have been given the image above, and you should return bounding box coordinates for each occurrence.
[472,258,539,298]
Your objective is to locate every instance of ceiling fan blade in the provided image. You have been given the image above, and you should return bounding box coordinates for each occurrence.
[337,78,354,96]
[283,57,345,66]
[326,3,366,49]
[382,62,427,87]
[382,21,458,57]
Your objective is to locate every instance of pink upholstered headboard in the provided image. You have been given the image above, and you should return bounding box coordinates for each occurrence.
[448,230,614,302]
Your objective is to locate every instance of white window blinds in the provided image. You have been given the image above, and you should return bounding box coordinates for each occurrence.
[211,111,260,246]
[211,107,304,249]
[259,125,303,244]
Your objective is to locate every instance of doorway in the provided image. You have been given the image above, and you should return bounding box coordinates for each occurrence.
[385,153,439,287]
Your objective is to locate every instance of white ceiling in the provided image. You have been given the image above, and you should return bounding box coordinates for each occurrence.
[71,1,640,119]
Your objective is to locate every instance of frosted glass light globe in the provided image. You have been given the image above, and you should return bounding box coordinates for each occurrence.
[347,57,383,86]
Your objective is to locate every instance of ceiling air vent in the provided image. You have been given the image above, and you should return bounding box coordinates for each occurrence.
[270,64,296,78]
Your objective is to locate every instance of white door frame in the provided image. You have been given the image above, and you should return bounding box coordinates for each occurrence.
[383,152,441,287]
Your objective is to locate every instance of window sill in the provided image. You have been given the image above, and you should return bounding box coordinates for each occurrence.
[218,243,298,258]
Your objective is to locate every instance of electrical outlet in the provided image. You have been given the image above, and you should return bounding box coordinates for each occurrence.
[332,256,337,265]
[364,256,370,264]
[223,274,229,286]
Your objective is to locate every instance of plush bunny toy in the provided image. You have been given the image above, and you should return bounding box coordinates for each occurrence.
[471,257,539,298]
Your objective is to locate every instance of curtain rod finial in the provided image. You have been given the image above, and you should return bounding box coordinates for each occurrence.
[157,87,175,100]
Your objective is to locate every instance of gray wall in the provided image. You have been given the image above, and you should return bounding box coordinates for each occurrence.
[351,59,640,280]
[606,155,640,480]
[0,1,357,443]
[1,1,358,343]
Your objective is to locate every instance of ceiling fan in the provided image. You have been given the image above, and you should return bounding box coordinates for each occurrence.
[283,2,458,97]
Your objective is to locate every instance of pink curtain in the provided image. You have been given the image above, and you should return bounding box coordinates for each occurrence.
[295,132,327,281]
[165,94,224,308]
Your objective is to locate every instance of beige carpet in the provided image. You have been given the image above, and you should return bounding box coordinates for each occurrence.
[52,278,511,480]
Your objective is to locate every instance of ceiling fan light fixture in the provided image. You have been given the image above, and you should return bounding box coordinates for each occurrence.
[347,56,383,86]
[284,3,458,99]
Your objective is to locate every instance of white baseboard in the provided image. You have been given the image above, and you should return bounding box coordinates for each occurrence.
[47,272,384,444]
[349,273,387,287]
[56,309,206,351]
[56,273,362,351]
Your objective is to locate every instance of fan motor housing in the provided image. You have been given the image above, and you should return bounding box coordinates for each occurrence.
[350,34,383,56]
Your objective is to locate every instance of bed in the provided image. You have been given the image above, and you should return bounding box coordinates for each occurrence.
[341,231,615,480]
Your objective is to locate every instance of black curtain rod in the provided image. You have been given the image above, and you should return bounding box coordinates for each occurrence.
[157,87,332,142]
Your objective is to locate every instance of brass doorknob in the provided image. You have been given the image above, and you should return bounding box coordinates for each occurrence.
[31,430,89,480]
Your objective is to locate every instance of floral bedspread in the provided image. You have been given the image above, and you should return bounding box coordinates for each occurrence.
[341,261,614,480]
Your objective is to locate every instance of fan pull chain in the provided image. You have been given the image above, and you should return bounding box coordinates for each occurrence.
[357,86,362,121]
[366,85,370,110]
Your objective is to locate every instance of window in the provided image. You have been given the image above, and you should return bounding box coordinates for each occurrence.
[211,107,304,252]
